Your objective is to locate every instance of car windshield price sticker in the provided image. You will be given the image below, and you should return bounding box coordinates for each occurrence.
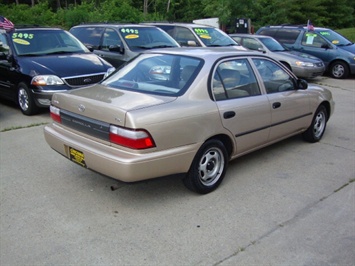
[69,147,87,167]
[121,28,139,39]
[194,28,211,39]
[12,32,34,45]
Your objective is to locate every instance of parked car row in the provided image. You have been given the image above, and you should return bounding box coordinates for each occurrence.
[0,20,336,194]
[0,21,351,116]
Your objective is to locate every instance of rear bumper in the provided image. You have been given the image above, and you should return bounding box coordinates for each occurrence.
[44,123,199,182]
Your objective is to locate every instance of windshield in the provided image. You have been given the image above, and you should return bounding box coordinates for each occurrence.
[102,53,203,96]
[11,29,89,56]
[315,29,353,46]
[193,27,239,47]
[259,37,286,51]
[120,27,179,50]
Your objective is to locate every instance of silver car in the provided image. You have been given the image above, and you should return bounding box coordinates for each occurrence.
[44,48,334,194]
[230,34,325,79]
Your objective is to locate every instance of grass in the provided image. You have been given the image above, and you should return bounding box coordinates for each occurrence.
[337,27,355,42]
[1,122,48,132]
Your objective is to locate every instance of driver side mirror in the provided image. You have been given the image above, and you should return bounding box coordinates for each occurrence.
[109,44,125,54]
[187,40,198,47]
[297,79,308,90]
[321,43,331,49]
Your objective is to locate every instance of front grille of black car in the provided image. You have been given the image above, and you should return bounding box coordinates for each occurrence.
[63,73,105,87]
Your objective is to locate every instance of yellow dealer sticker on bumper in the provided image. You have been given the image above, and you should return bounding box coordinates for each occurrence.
[69,147,87,167]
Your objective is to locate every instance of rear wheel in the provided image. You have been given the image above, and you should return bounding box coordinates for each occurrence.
[329,61,349,79]
[18,83,39,116]
[183,139,228,194]
[302,105,328,143]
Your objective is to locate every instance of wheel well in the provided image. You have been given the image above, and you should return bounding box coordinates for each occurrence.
[320,101,331,121]
[281,61,291,70]
[328,59,349,70]
[207,134,234,158]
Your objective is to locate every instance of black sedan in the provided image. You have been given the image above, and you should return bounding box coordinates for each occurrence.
[0,26,115,115]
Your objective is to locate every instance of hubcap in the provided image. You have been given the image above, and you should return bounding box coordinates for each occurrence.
[198,147,224,186]
[18,88,29,111]
[313,111,326,138]
[332,64,344,78]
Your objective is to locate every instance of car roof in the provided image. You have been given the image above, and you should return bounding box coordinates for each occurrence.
[143,22,214,28]
[259,25,330,31]
[71,23,157,28]
[230,33,273,38]
[143,47,260,59]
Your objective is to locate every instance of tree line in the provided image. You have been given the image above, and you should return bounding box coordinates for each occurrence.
[1,0,354,31]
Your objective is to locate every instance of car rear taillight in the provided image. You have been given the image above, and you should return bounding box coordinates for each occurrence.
[50,105,61,123]
[109,125,155,149]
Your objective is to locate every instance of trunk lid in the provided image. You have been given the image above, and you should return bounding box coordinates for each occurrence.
[51,84,177,127]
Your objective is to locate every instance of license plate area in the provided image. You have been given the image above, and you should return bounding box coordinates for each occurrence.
[69,147,87,167]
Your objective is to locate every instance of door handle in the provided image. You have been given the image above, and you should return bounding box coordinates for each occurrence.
[272,102,281,109]
[223,111,235,119]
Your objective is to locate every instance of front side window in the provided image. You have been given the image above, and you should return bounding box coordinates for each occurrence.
[242,38,263,51]
[70,27,104,48]
[0,33,10,55]
[253,58,294,93]
[102,28,122,51]
[174,26,200,47]
[301,32,328,48]
[212,59,261,100]
[102,53,203,96]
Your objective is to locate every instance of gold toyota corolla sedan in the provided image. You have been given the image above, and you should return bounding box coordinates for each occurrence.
[44,48,334,194]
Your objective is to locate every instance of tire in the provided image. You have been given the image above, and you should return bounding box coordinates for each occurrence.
[17,83,39,115]
[329,61,349,79]
[302,105,328,143]
[183,139,228,194]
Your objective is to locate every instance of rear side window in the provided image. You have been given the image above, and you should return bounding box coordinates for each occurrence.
[70,27,104,48]
[212,59,261,100]
[274,29,301,44]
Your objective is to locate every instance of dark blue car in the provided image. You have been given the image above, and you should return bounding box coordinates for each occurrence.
[0,26,115,115]
[256,25,355,79]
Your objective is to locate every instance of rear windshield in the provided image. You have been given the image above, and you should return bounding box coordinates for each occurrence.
[102,53,203,96]
[12,29,88,56]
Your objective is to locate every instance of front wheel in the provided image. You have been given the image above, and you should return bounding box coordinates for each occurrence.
[302,105,328,143]
[183,139,228,194]
[329,61,349,79]
[18,83,39,115]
